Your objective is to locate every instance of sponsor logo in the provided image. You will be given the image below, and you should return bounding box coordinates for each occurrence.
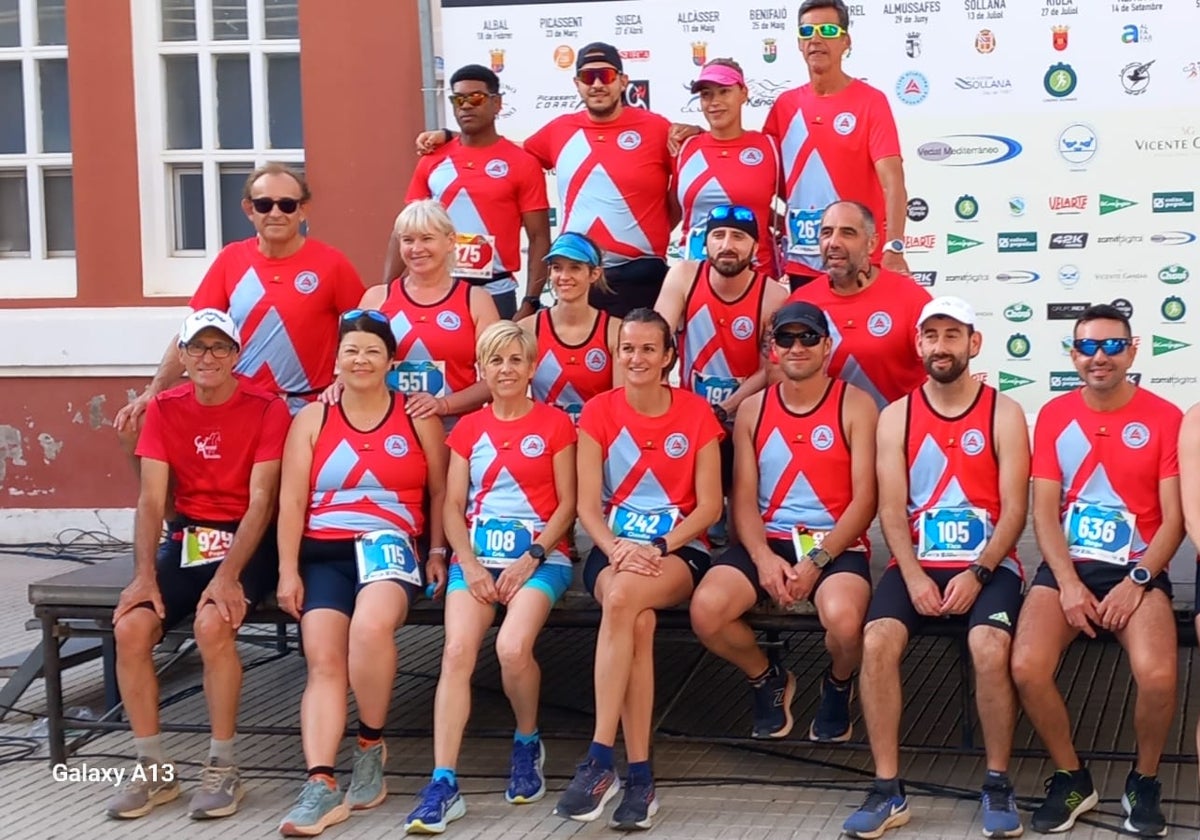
[1121,24,1150,44]
[997,232,1038,252]
[1153,335,1190,356]
[999,371,1035,391]
[896,70,931,105]
[1052,25,1069,51]
[1044,63,1078,98]
[905,31,922,59]
[760,36,779,62]
[619,50,650,61]
[436,311,462,330]
[691,41,708,67]
[916,134,1021,166]
[1152,191,1195,213]
[989,610,1012,626]
[1051,370,1141,391]
[961,429,986,456]
[1162,295,1187,322]
[811,424,835,452]
[944,273,988,283]
[194,432,221,460]
[485,159,509,178]
[868,311,893,337]
[975,29,996,54]
[1006,333,1031,358]
[553,45,575,69]
[1150,375,1199,386]
[384,435,409,458]
[622,80,651,110]
[520,434,546,457]
[1004,303,1033,321]
[907,197,930,222]
[972,372,989,384]
[1123,422,1150,449]
[1048,194,1088,213]
[1049,232,1089,250]
[833,112,857,135]
[294,271,319,294]
[1132,127,1200,155]
[1159,265,1189,284]
[911,270,937,287]
[739,147,765,166]
[1058,265,1081,287]
[995,271,1039,284]
[1096,234,1144,246]
[1111,298,1135,318]
[664,432,690,458]
[1048,302,1090,320]
[1099,193,1136,214]
[731,316,756,340]
[905,234,937,252]
[489,49,505,73]
[955,194,979,220]
[1120,60,1154,96]
[1009,196,1026,216]
[954,75,1012,94]
[1058,123,1097,166]
[948,233,983,254]
[585,348,608,371]
[1151,231,1198,246]
[617,130,642,150]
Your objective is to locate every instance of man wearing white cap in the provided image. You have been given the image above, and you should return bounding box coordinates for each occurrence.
[105,308,291,822]
[845,296,1029,839]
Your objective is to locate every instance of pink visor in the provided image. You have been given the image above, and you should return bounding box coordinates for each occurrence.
[689,63,745,93]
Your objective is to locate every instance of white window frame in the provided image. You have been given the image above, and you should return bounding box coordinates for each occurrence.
[0,0,76,299]
[130,0,302,298]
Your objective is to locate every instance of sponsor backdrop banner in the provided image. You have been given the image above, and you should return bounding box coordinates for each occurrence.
[439,0,1200,413]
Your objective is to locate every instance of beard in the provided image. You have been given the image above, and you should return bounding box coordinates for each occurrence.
[711,253,753,277]
[924,353,968,384]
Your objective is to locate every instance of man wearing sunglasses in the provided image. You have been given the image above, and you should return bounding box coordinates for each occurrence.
[389,64,550,321]
[107,308,290,821]
[850,296,1029,839]
[690,301,878,745]
[765,0,908,290]
[1011,304,1182,838]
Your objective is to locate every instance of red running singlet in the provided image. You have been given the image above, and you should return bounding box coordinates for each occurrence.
[379,279,477,400]
[530,309,613,423]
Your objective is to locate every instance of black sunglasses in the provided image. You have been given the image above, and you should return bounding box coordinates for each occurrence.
[773,330,823,348]
[249,196,302,214]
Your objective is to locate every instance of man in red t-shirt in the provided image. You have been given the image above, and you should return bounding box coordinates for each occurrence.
[386,64,551,322]
[786,201,929,409]
[105,308,291,822]
[763,0,909,290]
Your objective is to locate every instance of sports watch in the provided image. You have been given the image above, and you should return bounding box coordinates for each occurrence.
[1128,565,1152,587]
[883,238,905,254]
[528,544,547,566]
[806,547,833,569]
[651,537,669,557]
[969,563,993,585]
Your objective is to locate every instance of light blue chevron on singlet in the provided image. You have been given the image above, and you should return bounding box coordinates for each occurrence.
[779,112,838,272]
[1054,419,1090,489]
[758,427,833,533]
[683,305,736,383]
[531,352,584,410]
[307,439,415,535]
[677,151,733,232]
[227,267,309,397]
[825,317,887,409]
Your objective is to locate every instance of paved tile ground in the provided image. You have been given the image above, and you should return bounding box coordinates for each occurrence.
[1,546,1198,840]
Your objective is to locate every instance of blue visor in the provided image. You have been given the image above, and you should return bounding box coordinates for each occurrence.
[545,233,600,266]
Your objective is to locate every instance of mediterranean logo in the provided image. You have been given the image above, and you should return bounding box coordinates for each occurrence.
[1152,335,1190,356]
[999,371,1034,391]
[1099,194,1137,215]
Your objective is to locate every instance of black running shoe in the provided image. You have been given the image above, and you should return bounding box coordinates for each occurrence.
[1030,769,1098,834]
[1122,771,1166,837]
[808,668,853,743]
[609,776,658,831]
[750,664,795,739]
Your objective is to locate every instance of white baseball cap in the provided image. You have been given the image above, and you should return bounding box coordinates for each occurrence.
[179,308,242,348]
[918,296,976,329]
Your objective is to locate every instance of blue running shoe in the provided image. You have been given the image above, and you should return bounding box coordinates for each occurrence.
[751,664,796,739]
[553,758,619,822]
[808,669,853,743]
[505,740,546,804]
[843,782,910,839]
[610,777,659,831]
[404,778,466,834]
[981,781,1023,838]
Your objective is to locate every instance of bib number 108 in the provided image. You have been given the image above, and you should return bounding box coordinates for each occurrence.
[483,529,518,554]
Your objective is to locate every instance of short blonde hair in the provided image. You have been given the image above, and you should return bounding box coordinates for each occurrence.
[394,198,456,238]
[476,321,537,368]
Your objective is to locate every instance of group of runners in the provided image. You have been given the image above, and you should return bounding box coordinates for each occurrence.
[100,1,1199,838]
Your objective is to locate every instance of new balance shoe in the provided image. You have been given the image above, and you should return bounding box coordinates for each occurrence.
[808,669,853,743]
[404,778,466,834]
[104,761,181,819]
[1122,771,1167,837]
[345,740,387,810]
[1030,769,1098,834]
[751,664,796,739]
[188,762,244,819]
[505,739,546,804]
[610,776,659,831]
[980,780,1023,838]
[553,758,619,822]
[843,781,910,839]
[278,778,350,837]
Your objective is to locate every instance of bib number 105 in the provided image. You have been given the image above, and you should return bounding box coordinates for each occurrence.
[934,520,972,545]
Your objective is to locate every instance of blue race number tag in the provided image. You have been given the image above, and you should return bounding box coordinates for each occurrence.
[470,516,536,570]
[693,372,743,407]
[180,526,233,568]
[787,207,822,257]
[917,507,989,562]
[562,402,584,425]
[1064,502,1136,566]
[686,225,707,261]
[387,360,446,397]
[354,530,422,586]
[608,505,679,544]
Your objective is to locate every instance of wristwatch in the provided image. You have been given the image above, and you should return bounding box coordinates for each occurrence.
[651,537,669,557]
[1128,565,1152,587]
[522,295,543,310]
[712,403,729,426]
[969,563,993,585]
[806,547,833,569]
[883,238,905,254]
[528,544,547,566]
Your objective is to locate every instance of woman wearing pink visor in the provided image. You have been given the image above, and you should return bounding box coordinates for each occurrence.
[675,59,783,276]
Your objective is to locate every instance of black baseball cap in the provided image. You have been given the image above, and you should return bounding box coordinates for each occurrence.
[773,302,829,337]
[576,42,623,72]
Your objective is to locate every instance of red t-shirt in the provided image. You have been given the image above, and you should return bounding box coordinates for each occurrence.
[787,268,929,409]
[763,80,901,276]
[190,237,364,401]
[407,137,549,277]
[447,402,577,565]
[136,378,291,522]
[675,131,782,273]
[1032,387,1182,564]
[524,107,673,266]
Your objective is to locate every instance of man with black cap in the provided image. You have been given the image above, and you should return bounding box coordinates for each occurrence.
[418,42,678,318]
[689,300,878,744]
[847,295,1029,839]
[389,64,550,320]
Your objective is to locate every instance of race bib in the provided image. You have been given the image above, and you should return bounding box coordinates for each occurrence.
[608,504,679,544]
[685,225,707,261]
[917,507,989,562]
[693,372,743,407]
[387,359,447,397]
[1064,502,1137,566]
[453,232,495,279]
[561,402,584,424]
[786,207,822,257]
[470,516,537,570]
[180,526,234,568]
[354,530,422,586]
[790,526,827,559]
